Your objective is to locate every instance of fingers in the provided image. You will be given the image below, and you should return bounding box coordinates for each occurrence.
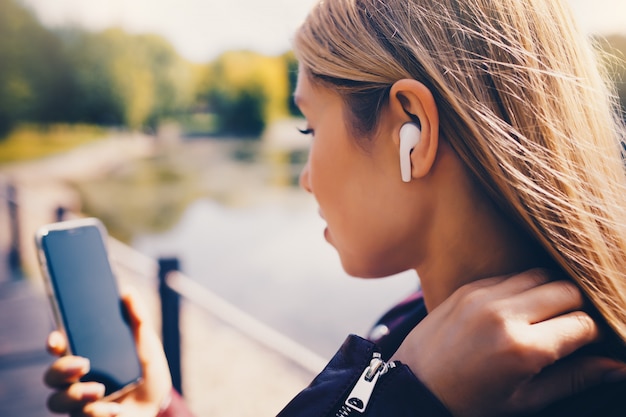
[120,288,161,360]
[44,334,108,415]
[119,288,150,334]
[44,356,90,388]
[511,280,584,324]
[121,287,173,404]
[451,268,552,308]
[81,401,122,417]
[517,356,626,412]
[505,278,599,362]
[47,382,105,413]
[531,311,600,359]
[47,330,68,356]
[501,279,597,369]
[490,268,552,298]
[120,289,156,362]
[478,271,587,331]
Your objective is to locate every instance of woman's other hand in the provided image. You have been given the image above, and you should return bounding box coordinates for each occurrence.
[392,269,626,417]
[44,290,172,417]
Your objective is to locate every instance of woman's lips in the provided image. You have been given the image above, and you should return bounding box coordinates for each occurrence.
[323,226,331,243]
[318,209,331,242]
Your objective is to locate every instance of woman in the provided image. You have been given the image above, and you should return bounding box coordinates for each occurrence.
[284,0,626,414]
[43,0,626,416]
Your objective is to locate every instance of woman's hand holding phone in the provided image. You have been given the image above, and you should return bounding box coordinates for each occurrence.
[44,290,172,417]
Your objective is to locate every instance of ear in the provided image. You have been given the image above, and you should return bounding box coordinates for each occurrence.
[388,79,439,180]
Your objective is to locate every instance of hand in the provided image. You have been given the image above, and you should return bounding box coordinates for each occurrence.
[392,269,626,417]
[44,289,172,417]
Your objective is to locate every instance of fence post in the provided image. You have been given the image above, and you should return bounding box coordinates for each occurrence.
[7,182,21,279]
[55,206,66,222]
[158,257,182,395]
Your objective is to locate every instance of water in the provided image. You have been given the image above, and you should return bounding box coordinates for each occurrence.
[133,190,419,358]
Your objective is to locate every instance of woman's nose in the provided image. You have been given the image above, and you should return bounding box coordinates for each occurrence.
[299,161,312,194]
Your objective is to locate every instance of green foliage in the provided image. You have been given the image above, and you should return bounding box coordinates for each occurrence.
[0,0,71,136]
[210,84,267,136]
[1,0,624,144]
[139,34,196,129]
[0,0,297,141]
[58,29,126,126]
[0,0,197,138]
[200,51,290,137]
[58,28,195,130]
[282,51,301,117]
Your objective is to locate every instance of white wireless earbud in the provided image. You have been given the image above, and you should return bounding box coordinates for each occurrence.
[399,122,421,182]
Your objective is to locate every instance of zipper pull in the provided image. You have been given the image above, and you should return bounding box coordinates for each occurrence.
[344,353,395,413]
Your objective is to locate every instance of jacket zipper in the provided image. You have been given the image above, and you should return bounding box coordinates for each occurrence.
[335,352,396,416]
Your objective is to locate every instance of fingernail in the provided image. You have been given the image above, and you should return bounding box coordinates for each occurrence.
[106,402,122,416]
[80,383,105,400]
[604,368,626,383]
[88,401,121,417]
[48,333,62,350]
[67,357,90,374]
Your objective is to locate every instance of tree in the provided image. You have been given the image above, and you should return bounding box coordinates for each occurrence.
[58,29,126,126]
[282,51,301,117]
[58,28,195,130]
[0,0,70,137]
[138,34,195,129]
[202,50,290,137]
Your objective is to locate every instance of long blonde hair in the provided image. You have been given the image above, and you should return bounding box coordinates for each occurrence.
[295,0,626,343]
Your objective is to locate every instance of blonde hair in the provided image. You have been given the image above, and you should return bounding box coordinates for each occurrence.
[295,0,626,343]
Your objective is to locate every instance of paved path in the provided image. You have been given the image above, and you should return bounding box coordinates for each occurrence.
[0,279,55,417]
[0,264,319,417]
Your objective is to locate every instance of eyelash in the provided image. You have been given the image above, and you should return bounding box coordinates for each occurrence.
[298,127,314,136]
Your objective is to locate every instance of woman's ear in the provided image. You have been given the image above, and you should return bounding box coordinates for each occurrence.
[388,79,439,180]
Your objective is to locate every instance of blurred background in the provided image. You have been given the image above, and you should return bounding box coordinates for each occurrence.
[0,0,624,415]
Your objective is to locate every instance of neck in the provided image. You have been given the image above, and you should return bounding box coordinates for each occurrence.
[418,209,549,311]
[415,149,550,311]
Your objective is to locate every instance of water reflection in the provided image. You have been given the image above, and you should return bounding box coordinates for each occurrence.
[133,193,418,358]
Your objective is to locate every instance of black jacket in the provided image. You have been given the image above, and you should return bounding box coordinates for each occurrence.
[278,292,626,417]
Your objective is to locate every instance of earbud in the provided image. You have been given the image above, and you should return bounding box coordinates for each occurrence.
[399,122,421,182]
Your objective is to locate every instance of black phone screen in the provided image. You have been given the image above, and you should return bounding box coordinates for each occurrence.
[40,224,142,396]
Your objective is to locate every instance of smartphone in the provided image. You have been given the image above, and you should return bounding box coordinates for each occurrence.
[35,218,142,398]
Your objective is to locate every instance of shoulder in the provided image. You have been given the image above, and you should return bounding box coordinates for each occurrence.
[367,291,427,360]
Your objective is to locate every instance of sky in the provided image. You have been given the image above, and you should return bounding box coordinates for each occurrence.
[19,0,626,63]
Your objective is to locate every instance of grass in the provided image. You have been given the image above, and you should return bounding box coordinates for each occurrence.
[0,124,107,164]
